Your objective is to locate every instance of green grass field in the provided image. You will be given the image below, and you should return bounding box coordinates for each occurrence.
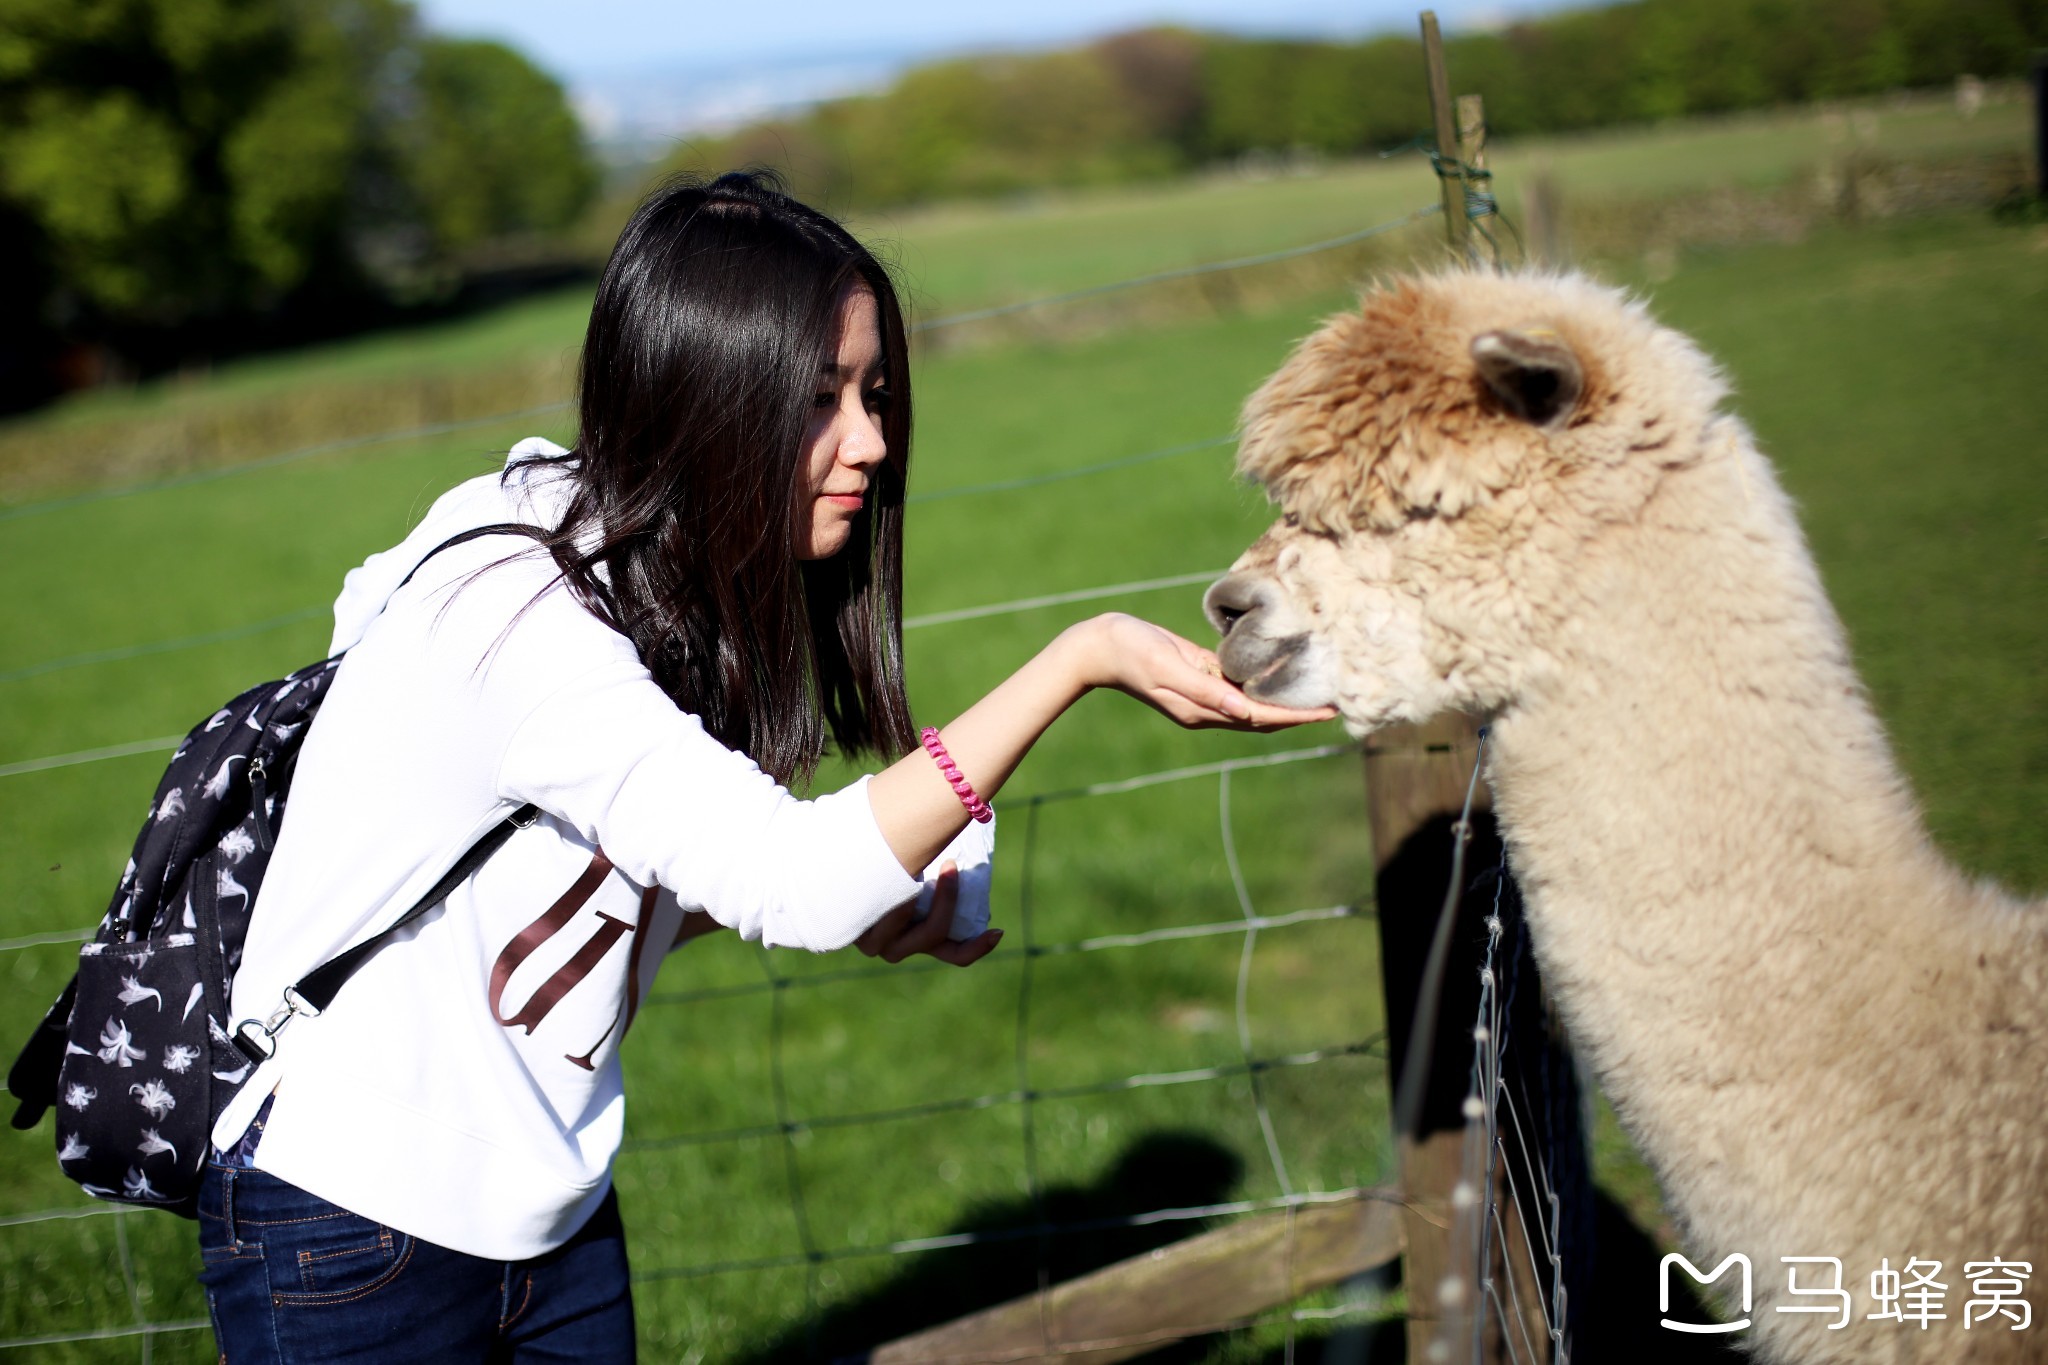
[1,145,2043,1360]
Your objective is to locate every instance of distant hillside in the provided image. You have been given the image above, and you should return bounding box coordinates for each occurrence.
[659,0,2044,209]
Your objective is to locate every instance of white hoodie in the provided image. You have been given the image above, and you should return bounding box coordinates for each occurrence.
[211,439,992,1259]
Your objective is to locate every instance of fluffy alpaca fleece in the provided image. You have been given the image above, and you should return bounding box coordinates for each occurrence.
[1204,270,2047,1364]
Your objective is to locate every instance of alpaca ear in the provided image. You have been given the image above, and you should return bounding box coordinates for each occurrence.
[1472,328,1583,427]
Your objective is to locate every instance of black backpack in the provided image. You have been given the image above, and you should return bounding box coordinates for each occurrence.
[6,525,540,1217]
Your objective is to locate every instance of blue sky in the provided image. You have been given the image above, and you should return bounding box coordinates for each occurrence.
[413,0,1591,141]
[414,0,1582,79]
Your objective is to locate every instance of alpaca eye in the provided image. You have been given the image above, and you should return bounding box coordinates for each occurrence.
[1283,512,1301,529]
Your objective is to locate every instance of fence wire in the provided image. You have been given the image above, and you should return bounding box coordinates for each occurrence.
[0,1321,207,1352]
[1,742,1388,1356]
[1414,736,1589,1365]
[629,1189,1392,1286]
[621,741,1375,1299]
[0,566,1239,782]
[0,434,1239,690]
[0,403,575,527]
[0,607,331,686]
[911,206,1440,331]
[0,728,1588,1360]
[0,204,1437,526]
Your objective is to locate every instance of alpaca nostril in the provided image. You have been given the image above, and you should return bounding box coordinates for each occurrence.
[1204,585,1240,637]
[1203,573,1268,639]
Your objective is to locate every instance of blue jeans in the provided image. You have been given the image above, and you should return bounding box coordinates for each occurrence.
[196,1160,636,1363]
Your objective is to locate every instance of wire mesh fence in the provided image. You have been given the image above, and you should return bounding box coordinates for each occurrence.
[1416,736,1590,1364]
[0,205,1439,529]
[0,197,1446,775]
[3,742,1583,1360]
[622,745,1376,1284]
[0,741,1395,1357]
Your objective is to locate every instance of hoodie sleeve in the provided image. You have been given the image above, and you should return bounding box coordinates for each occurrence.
[493,658,923,953]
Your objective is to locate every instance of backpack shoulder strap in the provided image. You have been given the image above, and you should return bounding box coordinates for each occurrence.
[226,522,549,1065]
[392,522,548,598]
[231,800,539,1064]
[7,522,556,1128]
[5,977,76,1130]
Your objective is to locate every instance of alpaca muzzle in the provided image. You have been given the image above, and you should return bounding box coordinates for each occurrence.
[1203,572,1310,698]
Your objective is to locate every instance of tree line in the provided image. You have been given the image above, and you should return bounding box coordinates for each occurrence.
[675,0,2045,209]
[0,0,595,410]
[5,0,2039,412]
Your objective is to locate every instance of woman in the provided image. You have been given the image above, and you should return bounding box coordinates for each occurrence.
[196,171,1329,1361]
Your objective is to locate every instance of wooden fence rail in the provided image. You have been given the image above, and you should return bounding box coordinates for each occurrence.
[865,1193,1405,1365]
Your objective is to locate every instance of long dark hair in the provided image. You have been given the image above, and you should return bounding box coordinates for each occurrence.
[514,170,915,786]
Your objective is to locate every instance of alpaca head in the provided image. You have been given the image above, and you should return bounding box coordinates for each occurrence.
[1205,270,1730,730]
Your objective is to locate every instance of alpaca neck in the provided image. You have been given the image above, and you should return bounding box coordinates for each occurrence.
[1483,436,1971,1249]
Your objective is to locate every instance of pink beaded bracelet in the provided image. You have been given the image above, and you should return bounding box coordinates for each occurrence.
[920,727,993,823]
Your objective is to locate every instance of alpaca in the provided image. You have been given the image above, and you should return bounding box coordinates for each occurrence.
[1202,271,2047,1364]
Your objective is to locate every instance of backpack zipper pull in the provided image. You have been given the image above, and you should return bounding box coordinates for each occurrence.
[247,754,273,852]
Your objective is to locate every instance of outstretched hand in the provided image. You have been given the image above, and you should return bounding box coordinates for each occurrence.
[1070,613,1337,731]
[864,610,1337,886]
[856,863,1003,967]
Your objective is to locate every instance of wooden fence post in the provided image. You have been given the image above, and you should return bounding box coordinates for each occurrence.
[1365,24,1565,1364]
[1420,12,1469,260]
[1456,93,1498,263]
[1381,21,1489,1361]
[1366,739,1562,1365]
[1368,716,1491,1361]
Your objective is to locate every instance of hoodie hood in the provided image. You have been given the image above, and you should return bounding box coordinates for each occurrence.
[328,437,575,655]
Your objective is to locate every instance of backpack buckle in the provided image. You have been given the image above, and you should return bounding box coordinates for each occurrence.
[230,988,323,1067]
[230,1019,276,1066]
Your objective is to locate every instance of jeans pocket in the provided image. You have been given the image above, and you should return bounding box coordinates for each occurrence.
[266,1209,414,1304]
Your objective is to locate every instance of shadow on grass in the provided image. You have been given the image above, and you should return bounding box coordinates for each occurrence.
[736,793,1743,1365]
[730,1130,1743,1365]
[736,1130,1244,1365]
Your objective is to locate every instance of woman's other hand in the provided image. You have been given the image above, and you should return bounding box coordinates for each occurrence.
[855,863,1003,967]
[1065,613,1337,730]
